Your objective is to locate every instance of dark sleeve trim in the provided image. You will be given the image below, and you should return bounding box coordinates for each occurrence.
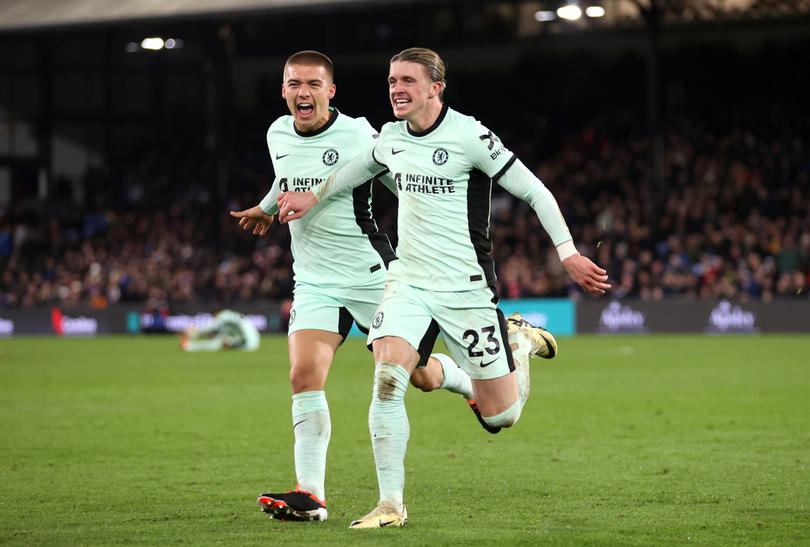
[371,147,387,168]
[491,154,517,183]
[374,168,390,178]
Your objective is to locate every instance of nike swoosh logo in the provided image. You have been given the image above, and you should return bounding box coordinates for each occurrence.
[391,148,405,155]
[293,419,306,429]
[276,153,290,160]
[479,358,497,368]
[379,519,396,527]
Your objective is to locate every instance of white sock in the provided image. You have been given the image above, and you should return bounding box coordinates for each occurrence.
[509,331,533,407]
[368,363,411,511]
[291,391,331,501]
[482,398,523,428]
[432,353,473,400]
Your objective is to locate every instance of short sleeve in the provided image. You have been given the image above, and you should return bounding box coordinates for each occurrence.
[370,122,396,168]
[356,117,380,141]
[265,120,283,170]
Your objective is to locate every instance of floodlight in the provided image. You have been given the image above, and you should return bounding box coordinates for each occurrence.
[141,37,164,51]
[586,6,606,17]
[534,10,557,21]
[557,4,583,20]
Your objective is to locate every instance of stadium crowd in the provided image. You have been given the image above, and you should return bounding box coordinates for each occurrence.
[494,121,810,301]
[1,120,809,308]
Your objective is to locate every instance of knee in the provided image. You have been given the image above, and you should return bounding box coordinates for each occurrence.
[289,359,325,393]
[482,400,522,429]
[289,368,310,393]
[372,337,417,369]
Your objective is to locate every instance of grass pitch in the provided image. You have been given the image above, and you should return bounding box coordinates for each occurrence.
[1,334,809,546]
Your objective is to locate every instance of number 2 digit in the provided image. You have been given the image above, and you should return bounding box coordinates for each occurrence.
[462,329,484,357]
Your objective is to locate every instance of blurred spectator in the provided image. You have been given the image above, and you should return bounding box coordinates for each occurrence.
[1,120,808,308]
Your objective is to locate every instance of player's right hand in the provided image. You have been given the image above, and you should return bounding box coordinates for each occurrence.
[229,206,275,236]
[277,191,319,223]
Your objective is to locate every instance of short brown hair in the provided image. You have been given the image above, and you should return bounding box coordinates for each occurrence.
[284,50,334,81]
[390,47,446,98]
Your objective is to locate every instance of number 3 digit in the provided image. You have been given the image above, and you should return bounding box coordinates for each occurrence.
[481,325,501,355]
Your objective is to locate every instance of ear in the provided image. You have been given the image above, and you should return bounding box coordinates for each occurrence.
[327,83,336,100]
[428,81,444,99]
[281,83,287,99]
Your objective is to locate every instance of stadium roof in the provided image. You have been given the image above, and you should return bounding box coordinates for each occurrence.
[2,0,808,33]
[0,0,411,31]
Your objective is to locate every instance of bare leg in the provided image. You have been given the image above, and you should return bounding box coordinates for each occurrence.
[410,357,443,391]
[469,324,536,428]
[288,329,342,394]
[471,374,519,417]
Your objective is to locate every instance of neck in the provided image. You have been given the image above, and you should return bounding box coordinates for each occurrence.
[406,100,443,133]
[295,108,332,133]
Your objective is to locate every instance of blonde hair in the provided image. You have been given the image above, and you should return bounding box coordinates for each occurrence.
[390,47,446,98]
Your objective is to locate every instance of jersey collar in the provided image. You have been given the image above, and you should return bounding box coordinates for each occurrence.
[406,103,448,138]
[294,108,339,138]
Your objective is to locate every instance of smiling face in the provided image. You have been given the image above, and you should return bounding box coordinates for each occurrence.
[388,60,445,131]
[282,63,336,133]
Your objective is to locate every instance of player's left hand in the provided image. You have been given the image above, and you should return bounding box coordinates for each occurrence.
[277,191,319,223]
[229,206,274,236]
[562,254,611,295]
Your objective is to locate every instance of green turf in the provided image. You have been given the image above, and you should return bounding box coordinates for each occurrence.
[1,335,809,546]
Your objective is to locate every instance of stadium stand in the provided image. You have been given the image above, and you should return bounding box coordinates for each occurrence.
[1,2,808,309]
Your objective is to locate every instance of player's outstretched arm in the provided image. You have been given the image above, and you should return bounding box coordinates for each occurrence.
[495,158,610,295]
[278,148,388,223]
[229,205,275,236]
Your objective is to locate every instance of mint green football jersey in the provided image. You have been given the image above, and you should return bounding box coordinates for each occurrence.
[373,105,515,291]
[262,109,395,289]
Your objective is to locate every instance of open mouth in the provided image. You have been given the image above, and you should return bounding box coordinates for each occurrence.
[296,102,314,117]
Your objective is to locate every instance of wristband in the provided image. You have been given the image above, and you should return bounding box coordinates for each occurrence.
[556,240,578,261]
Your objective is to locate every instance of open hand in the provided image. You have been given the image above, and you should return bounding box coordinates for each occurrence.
[563,254,611,295]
